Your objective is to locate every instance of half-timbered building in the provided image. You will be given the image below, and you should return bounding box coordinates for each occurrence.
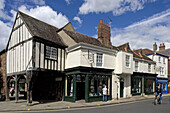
[6,11,67,104]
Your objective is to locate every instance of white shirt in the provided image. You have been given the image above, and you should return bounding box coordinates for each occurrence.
[103,87,107,95]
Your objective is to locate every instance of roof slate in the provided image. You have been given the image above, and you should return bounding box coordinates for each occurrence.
[158,49,170,56]
[64,29,118,50]
[18,11,67,48]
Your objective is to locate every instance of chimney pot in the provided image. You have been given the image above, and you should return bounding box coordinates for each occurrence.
[102,20,104,24]
[107,23,109,26]
[100,19,102,24]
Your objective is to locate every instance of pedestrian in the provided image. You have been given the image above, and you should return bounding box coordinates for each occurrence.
[10,87,14,96]
[155,84,163,104]
[102,85,107,102]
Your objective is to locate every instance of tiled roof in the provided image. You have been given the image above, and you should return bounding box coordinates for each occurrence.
[18,11,67,48]
[133,49,153,61]
[118,43,154,62]
[117,43,141,59]
[64,29,118,50]
[140,49,154,55]
[158,49,170,56]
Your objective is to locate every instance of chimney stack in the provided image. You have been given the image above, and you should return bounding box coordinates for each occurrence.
[153,42,157,52]
[98,19,111,46]
[159,43,165,51]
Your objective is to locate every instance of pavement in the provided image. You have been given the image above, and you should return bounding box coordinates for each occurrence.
[0,94,170,112]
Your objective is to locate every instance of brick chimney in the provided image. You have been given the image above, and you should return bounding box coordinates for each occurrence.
[159,43,165,51]
[153,42,157,52]
[98,19,112,46]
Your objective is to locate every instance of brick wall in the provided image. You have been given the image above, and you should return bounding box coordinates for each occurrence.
[0,50,6,100]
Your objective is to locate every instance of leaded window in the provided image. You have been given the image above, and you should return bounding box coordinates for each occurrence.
[45,46,57,60]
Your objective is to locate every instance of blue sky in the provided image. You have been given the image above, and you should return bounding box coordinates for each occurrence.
[0,0,170,51]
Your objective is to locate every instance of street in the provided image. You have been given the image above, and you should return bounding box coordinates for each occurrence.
[21,96,170,113]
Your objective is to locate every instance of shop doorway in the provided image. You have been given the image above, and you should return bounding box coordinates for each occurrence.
[120,81,124,98]
[76,82,85,100]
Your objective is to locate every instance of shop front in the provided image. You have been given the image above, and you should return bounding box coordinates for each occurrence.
[64,66,113,102]
[168,75,170,94]
[156,78,168,94]
[131,72,157,96]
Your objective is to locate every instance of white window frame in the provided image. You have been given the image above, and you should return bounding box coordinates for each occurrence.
[159,57,161,63]
[126,55,130,68]
[148,64,151,72]
[160,67,164,75]
[135,61,139,71]
[96,53,103,67]
[163,58,165,64]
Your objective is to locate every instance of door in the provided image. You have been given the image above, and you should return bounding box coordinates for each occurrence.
[120,81,124,98]
[76,82,85,100]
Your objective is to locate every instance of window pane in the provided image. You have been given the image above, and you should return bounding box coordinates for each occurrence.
[96,53,103,66]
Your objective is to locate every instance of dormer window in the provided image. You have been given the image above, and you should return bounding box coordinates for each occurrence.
[126,55,130,68]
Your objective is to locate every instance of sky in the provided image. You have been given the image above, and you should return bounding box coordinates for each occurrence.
[0,0,170,51]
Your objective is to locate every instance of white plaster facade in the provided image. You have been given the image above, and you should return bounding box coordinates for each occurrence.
[65,43,117,70]
[147,54,168,79]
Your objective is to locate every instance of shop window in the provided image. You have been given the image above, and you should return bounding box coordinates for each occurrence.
[89,75,109,97]
[131,78,141,94]
[148,64,151,72]
[98,77,103,96]
[96,53,103,67]
[162,83,167,92]
[67,76,73,97]
[126,55,130,68]
[89,76,94,96]
[45,46,57,60]
[135,61,138,71]
[144,79,155,93]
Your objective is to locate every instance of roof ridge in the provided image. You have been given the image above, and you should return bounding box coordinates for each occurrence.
[117,42,129,47]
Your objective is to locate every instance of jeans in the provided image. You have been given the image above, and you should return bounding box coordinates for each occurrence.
[103,95,107,101]
[155,92,162,101]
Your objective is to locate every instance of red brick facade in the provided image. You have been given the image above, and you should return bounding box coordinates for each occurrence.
[98,19,112,47]
[0,50,6,100]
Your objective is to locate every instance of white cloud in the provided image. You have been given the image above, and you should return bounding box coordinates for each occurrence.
[73,16,82,24]
[79,0,156,16]
[18,5,69,28]
[0,20,11,51]
[0,0,12,20]
[65,0,71,5]
[31,0,45,5]
[111,9,170,50]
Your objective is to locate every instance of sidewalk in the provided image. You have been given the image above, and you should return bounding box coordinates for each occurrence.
[0,94,170,112]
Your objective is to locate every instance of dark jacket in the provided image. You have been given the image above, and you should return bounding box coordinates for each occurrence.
[155,87,162,94]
